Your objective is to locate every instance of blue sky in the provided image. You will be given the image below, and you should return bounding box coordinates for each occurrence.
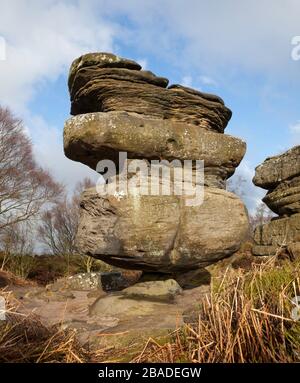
[0,0,300,213]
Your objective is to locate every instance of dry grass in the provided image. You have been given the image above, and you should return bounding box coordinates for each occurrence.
[0,291,93,363]
[133,257,300,363]
[0,269,36,288]
[0,290,137,363]
[1,256,300,363]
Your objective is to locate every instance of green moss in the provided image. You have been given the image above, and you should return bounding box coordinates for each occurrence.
[244,258,300,305]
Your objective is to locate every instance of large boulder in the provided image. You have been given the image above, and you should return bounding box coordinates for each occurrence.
[64,111,246,188]
[76,186,249,273]
[64,52,249,275]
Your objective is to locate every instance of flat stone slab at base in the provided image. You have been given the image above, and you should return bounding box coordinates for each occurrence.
[139,269,211,289]
[10,279,209,359]
[122,279,182,302]
[90,294,171,317]
[88,282,210,353]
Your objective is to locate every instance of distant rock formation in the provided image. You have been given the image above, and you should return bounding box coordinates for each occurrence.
[253,145,300,257]
[64,52,249,273]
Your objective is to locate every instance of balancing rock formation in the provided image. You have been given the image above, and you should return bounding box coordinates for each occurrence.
[64,52,249,273]
[253,145,300,257]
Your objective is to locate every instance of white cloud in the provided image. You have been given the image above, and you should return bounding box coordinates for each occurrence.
[228,160,266,215]
[26,113,99,193]
[0,0,117,192]
[137,58,148,69]
[0,0,116,112]
[289,120,300,145]
[0,0,299,205]
[199,75,217,87]
[102,0,300,82]
[289,120,300,133]
[181,75,193,87]
[0,36,6,61]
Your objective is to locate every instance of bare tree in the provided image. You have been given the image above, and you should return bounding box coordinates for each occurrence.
[0,221,36,277]
[227,175,247,198]
[0,107,63,230]
[38,178,94,256]
[249,202,273,232]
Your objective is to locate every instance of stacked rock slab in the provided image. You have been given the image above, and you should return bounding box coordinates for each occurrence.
[253,145,300,257]
[64,52,249,273]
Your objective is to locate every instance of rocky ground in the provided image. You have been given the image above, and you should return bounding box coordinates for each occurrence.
[3,270,210,359]
[2,244,299,363]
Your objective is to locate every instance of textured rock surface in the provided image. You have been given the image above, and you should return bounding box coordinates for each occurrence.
[89,294,170,317]
[68,52,142,92]
[139,268,211,289]
[253,146,300,189]
[64,52,249,273]
[76,187,249,272]
[253,214,300,256]
[262,175,300,215]
[64,111,246,187]
[47,272,101,291]
[254,214,300,246]
[68,53,232,133]
[9,281,209,357]
[253,145,300,256]
[122,279,182,302]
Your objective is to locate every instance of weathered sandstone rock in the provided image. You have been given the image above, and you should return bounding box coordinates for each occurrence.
[70,67,169,96]
[68,53,232,132]
[253,214,300,256]
[64,52,249,274]
[68,52,142,92]
[252,145,300,256]
[262,175,300,215]
[89,294,172,318]
[48,272,101,291]
[253,146,300,190]
[76,186,249,273]
[122,279,182,302]
[139,268,211,289]
[64,111,246,187]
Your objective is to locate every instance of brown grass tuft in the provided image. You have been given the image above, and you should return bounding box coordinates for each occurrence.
[133,257,300,363]
[0,291,93,363]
